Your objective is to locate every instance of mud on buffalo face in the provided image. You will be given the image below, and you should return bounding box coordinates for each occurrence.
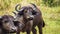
[0,15,17,32]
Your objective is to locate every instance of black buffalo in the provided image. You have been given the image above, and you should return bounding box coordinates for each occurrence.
[13,3,45,34]
[0,15,17,34]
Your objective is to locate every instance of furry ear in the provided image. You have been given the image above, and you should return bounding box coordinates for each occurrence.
[18,11,24,15]
[32,10,37,15]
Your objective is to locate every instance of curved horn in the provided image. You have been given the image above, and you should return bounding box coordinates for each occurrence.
[30,3,37,8]
[15,4,25,12]
[30,3,38,10]
[15,4,21,12]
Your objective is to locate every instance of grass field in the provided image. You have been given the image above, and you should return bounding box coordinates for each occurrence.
[0,0,60,34]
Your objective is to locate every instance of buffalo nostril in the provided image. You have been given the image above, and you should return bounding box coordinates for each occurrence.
[30,17,33,20]
[28,17,33,20]
[11,27,17,32]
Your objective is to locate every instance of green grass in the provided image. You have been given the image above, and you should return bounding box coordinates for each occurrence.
[0,0,60,34]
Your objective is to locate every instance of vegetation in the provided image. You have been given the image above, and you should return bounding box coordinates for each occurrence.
[0,0,60,34]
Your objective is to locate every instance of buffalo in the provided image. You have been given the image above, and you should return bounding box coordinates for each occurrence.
[0,15,17,34]
[13,3,45,34]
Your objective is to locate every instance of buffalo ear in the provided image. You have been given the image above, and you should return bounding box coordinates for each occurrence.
[18,11,24,15]
[32,10,37,15]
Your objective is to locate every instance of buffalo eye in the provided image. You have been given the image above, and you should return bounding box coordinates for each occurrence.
[32,11,37,15]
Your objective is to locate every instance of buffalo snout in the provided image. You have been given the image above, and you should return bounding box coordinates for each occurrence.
[10,26,17,33]
[27,17,33,20]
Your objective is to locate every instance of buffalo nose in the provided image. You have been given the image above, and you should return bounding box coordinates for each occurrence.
[28,17,33,20]
[11,27,17,32]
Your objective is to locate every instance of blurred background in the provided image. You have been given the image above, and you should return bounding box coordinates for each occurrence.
[0,0,60,34]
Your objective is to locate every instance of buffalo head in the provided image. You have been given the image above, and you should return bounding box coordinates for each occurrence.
[0,15,17,33]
